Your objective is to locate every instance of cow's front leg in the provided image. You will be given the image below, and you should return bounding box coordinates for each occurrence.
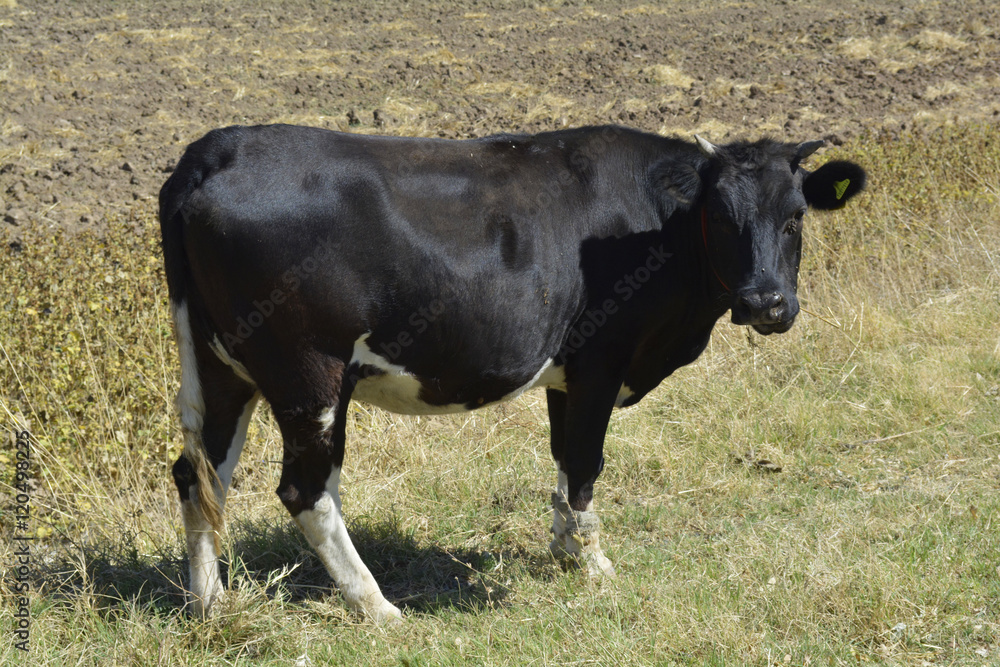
[550,471,616,577]
[545,387,617,577]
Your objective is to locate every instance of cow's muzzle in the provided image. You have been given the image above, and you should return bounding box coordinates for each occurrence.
[731,290,798,335]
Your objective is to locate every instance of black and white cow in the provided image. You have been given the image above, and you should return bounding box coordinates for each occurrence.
[159,123,865,621]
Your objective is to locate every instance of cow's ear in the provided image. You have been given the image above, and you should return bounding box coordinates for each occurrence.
[803,160,867,210]
[650,157,704,218]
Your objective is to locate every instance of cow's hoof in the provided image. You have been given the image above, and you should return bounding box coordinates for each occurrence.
[188,588,224,619]
[583,551,616,579]
[361,598,404,625]
[550,537,616,578]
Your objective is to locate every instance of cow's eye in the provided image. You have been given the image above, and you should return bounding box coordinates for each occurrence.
[784,209,806,235]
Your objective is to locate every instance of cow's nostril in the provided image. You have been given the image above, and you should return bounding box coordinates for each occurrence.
[764,293,787,321]
[764,292,784,309]
[734,291,788,325]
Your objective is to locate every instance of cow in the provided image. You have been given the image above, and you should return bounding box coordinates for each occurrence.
[159,123,865,622]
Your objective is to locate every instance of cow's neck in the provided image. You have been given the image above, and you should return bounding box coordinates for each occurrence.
[610,210,733,399]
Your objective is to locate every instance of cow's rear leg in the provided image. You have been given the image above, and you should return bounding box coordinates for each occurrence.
[171,302,259,617]
[272,372,401,624]
[546,387,616,577]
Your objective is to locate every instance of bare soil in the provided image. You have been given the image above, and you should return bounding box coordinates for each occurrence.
[1,0,999,244]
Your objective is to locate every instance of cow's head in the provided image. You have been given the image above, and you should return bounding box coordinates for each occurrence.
[678,136,866,335]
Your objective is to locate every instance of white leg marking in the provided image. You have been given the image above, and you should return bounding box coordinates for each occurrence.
[295,468,402,623]
[175,302,263,616]
[216,393,260,502]
[549,467,615,577]
[317,405,336,434]
[182,498,224,616]
[186,392,258,617]
[550,469,570,554]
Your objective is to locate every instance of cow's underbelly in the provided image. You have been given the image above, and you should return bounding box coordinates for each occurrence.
[349,333,566,415]
[352,372,467,414]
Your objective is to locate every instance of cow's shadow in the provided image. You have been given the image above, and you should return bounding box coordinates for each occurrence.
[37,513,560,619]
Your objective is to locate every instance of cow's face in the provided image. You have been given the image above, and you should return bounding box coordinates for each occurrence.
[696,137,865,335]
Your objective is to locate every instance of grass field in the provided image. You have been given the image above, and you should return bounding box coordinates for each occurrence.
[2,121,999,664]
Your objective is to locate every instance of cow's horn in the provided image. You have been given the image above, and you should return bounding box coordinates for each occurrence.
[695,135,717,157]
[794,140,825,160]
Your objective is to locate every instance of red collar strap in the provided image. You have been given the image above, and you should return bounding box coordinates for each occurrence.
[700,206,731,293]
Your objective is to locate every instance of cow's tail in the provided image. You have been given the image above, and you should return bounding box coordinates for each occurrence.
[159,127,241,306]
[189,431,225,553]
[159,128,241,549]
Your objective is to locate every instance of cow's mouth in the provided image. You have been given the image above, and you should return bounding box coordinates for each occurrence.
[731,290,798,335]
[751,318,796,336]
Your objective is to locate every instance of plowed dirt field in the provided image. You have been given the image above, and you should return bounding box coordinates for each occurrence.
[2,0,999,244]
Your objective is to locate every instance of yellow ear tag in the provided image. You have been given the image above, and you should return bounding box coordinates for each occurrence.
[834,179,850,200]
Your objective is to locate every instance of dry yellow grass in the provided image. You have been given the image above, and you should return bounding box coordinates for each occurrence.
[908,29,968,52]
[838,30,970,73]
[641,64,696,88]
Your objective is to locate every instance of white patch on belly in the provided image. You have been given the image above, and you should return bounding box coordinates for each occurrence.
[350,334,466,414]
[348,333,566,415]
[614,384,635,408]
[526,358,567,393]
